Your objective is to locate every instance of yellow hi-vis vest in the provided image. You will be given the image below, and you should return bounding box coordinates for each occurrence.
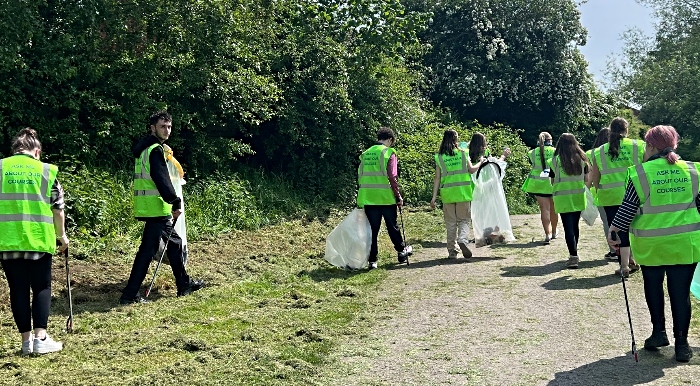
[357,144,396,208]
[435,150,473,203]
[134,143,172,217]
[522,146,555,194]
[628,158,700,266]
[0,155,58,253]
[550,156,586,213]
[593,138,645,206]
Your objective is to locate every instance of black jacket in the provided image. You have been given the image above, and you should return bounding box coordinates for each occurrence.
[132,135,182,218]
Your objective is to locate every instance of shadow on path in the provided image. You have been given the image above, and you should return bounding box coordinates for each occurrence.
[541,274,620,291]
[547,349,698,385]
[501,259,609,278]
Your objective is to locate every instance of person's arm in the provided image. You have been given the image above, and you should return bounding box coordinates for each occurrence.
[584,164,591,188]
[430,166,441,209]
[387,153,403,207]
[466,156,483,173]
[590,152,601,190]
[50,179,68,251]
[608,180,641,246]
[149,146,182,216]
[498,147,511,161]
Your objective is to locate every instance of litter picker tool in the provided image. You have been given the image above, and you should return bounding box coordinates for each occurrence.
[63,246,73,333]
[612,231,639,362]
[398,205,412,265]
[145,218,178,298]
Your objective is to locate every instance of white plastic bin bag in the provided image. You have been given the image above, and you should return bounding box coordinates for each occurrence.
[325,209,372,270]
[471,158,516,247]
[581,187,598,226]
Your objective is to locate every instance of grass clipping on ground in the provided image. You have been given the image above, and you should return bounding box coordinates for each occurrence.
[0,209,411,386]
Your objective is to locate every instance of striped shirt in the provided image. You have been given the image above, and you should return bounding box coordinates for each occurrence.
[1,179,65,261]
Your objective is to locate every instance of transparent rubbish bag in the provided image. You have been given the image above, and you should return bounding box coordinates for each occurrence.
[325,209,372,270]
[471,159,516,247]
[581,187,599,226]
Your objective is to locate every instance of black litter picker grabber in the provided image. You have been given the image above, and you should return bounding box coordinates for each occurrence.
[64,247,73,333]
[145,218,178,298]
[612,231,638,362]
[398,205,412,266]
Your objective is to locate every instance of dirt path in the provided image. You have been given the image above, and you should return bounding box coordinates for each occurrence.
[330,214,700,386]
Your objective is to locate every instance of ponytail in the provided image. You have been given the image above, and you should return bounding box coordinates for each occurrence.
[11,127,42,154]
[537,132,550,167]
[607,117,628,160]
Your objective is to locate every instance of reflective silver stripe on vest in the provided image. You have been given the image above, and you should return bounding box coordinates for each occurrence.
[358,147,390,178]
[134,189,161,196]
[359,184,391,189]
[599,140,638,174]
[598,181,626,189]
[632,222,700,237]
[137,150,153,181]
[0,213,53,224]
[0,193,50,203]
[638,161,699,215]
[441,181,473,189]
[552,188,586,196]
[438,152,468,176]
[552,157,584,184]
[0,162,52,203]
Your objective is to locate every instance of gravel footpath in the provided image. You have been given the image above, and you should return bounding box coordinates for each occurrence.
[329,214,700,386]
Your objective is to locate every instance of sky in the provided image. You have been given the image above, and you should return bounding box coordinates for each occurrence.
[577,0,657,89]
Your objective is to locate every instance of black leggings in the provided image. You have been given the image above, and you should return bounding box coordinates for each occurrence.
[1,254,53,333]
[559,211,581,256]
[641,263,697,337]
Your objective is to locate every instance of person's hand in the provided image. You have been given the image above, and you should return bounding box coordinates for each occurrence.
[172,209,182,220]
[430,198,436,210]
[607,226,621,248]
[57,235,69,253]
[397,198,403,209]
[501,147,511,158]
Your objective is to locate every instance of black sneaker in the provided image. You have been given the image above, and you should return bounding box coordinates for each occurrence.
[119,295,149,305]
[177,279,205,297]
[675,340,693,362]
[397,246,412,263]
[604,252,618,261]
[644,330,670,350]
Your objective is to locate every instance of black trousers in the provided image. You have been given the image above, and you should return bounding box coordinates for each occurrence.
[122,218,190,299]
[1,254,52,333]
[363,205,405,263]
[604,205,630,247]
[559,211,581,256]
[641,263,697,337]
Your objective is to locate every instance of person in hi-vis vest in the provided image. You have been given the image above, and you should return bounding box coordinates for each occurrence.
[357,127,410,270]
[522,131,558,244]
[608,125,699,363]
[586,127,617,259]
[121,111,204,304]
[430,130,483,258]
[0,128,66,354]
[548,133,589,269]
[591,117,646,276]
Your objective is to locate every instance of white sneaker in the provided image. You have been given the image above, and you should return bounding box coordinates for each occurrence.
[368,262,378,270]
[21,334,34,355]
[33,334,63,354]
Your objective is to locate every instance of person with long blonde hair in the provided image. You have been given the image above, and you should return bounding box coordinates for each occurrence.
[522,132,558,244]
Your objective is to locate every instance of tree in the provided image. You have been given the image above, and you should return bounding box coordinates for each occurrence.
[408,0,597,145]
[611,0,700,158]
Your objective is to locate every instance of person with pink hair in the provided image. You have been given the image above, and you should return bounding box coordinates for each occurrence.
[608,125,700,362]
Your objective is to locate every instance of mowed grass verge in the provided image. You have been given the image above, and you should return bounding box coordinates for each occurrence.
[0,208,445,386]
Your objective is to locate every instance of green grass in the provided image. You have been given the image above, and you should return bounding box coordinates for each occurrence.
[0,209,400,386]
